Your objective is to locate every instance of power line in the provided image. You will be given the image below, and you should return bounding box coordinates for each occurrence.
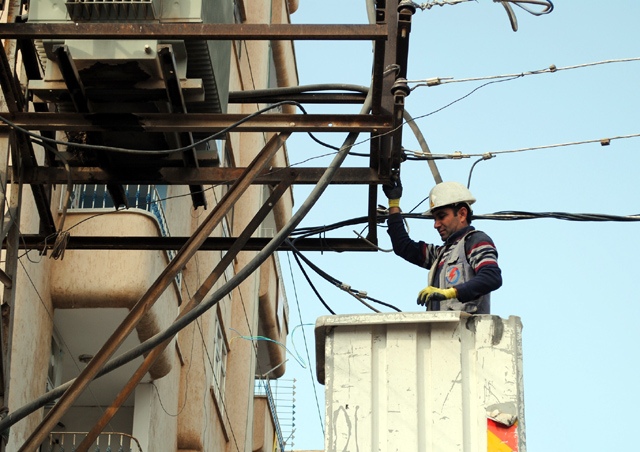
[407,57,640,88]
[405,132,640,160]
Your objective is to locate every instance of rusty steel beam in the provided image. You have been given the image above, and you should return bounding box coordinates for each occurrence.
[18,132,292,451]
[76,176,296,451]
[0,112,391,133]
[0,43,57,235]
[0,23,387,41]
[15,235,378,252]
[16,166,384,185]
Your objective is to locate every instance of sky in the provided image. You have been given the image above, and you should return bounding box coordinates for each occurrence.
[279,1,640,451]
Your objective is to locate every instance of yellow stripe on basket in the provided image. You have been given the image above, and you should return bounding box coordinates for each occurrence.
[488,428,513,452]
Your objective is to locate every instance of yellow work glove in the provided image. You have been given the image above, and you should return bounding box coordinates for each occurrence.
[417,286,457,308]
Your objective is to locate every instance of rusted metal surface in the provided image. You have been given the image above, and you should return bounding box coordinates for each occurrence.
[0,112,392,133]
[0,43,56,235]
[0,23,387,40]
[15,236,379,252]
[18,133,292,451]
[158,45,206,208]
[75,176,296,451]
[16,166,384,185]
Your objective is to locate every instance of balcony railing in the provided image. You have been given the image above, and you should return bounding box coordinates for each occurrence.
[42,431,143,452]
[255,378,297,451]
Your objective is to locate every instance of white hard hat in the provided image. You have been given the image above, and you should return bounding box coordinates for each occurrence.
[423,181,476,215]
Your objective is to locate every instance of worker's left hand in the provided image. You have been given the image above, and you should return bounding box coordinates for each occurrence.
[382,178,403,200]
[417,286,457,306]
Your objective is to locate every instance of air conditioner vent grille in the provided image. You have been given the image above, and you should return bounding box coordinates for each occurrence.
[65,0,159,21]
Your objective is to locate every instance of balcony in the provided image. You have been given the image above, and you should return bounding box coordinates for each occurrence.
[50,184,181,380]
[41,431,143,452]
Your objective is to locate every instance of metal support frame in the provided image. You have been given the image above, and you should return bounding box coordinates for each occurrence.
[75,173,296,452]
[18,133,291,450]
[52,45,129,209]
[158,46,206,208]
[0,3,417,447]
[0,43,56,234]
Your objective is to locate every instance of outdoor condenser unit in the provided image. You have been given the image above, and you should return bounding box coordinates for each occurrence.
[27,0,233,160]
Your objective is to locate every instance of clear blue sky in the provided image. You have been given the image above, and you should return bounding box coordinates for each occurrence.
[281,2,640,450]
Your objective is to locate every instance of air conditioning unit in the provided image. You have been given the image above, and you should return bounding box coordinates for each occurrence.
[65,0,161,21]
[28,0,233,162]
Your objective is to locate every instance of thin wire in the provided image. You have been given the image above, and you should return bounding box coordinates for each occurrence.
[407,133,640,160]
[285,252,325,437]
[229,329,306,368]
[413,0,474,10]
[17,259,118,433]
[190,186,242,452]
[406,57,640,87]
[0,99,341,157]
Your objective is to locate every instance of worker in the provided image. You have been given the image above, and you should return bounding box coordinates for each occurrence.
[383,179,502,314]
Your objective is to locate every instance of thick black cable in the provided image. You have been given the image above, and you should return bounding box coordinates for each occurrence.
[363,295,402,313]
[0,99,341,156]
[290,249,336,315]
[289,239,402,313]
[0,86,374,436]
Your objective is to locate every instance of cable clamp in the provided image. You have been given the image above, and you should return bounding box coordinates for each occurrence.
[339,283,351,292]
[451,151,464,159]
[425,77,443,86]
[482,152,494,160]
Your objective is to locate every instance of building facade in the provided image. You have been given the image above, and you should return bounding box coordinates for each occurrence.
[0,0,299,450]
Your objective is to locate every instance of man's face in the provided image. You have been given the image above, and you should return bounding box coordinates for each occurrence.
[432,206,465,241]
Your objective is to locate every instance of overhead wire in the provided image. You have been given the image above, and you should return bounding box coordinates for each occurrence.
[407,57,640,88]
[287,239,402,313]
[284,253,325,437]
[0,99,342,157]
[16,259,118,434]
[227,38,286,437]
[406,132,640,161]
[0,87,375,435]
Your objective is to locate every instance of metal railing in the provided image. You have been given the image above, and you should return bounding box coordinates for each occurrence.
[255,378,297,451]
[42,431,143,451]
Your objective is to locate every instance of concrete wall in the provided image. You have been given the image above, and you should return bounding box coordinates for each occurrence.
[1,0,298,450]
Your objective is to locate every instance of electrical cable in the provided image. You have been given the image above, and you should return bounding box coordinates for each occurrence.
[288,239,402,313]
[285,254,325,437]
[0,99,341,157]
[405,133,640,160]
[290,249,336,315]
[466,154,493,189]
[0,79,376,437]
[16,259,118,434]
[398,211,640,222]
[407,57,640,88]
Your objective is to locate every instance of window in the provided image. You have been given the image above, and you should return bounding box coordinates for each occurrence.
[46,333,64,407]
[211,316,228,406]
